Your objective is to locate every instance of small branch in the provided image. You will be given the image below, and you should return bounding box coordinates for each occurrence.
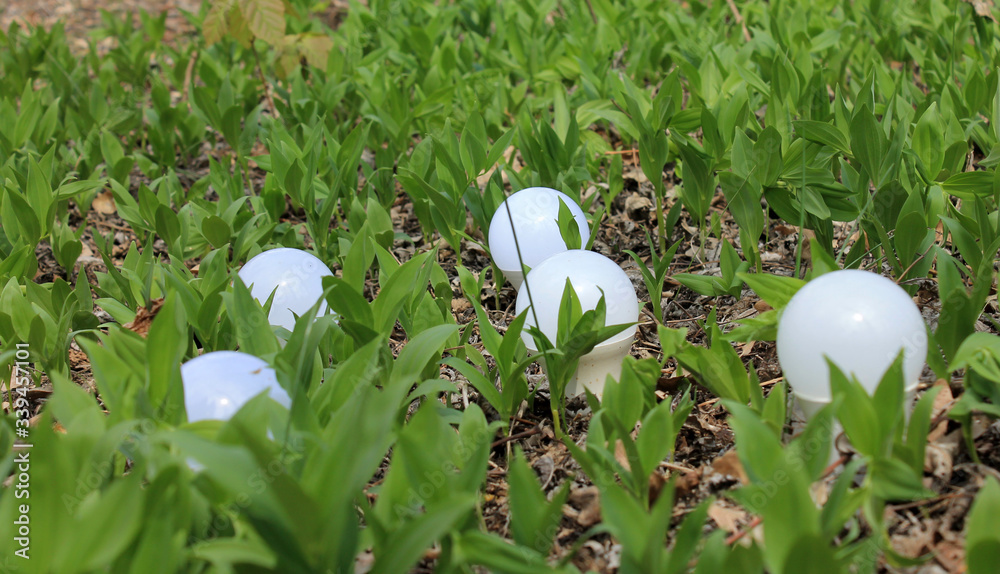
[251,43,279,119]
[725,455,847,546]
[895,243,936,284]
[182,50,199,106]
[583,0,598,24]
[725,516,761,545]
[726,0,752,42]
[697,377,783,408]
[491,426,543,448]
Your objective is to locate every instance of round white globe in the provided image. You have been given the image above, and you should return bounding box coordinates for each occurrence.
[488,187,590,277]
[515,250,638,351]
[181,351,292,422]
[776,269,927,402]
[238,248,333,332]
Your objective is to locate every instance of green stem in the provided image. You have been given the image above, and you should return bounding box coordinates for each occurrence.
[654,180,667,254]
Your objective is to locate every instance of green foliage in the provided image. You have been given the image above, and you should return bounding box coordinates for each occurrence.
[2,0,1000,571]
[674,240,750,298]
[967,478,1000,574]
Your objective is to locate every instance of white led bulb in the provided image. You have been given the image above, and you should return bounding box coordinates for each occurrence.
[515,250,638,398]
[488,187,590,289]
[238,248,333,332]
[776,269,927,418]
[181,350,292,422]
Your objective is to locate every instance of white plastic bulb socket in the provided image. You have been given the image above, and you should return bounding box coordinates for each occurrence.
[181,350,292,422]
[776,269,928,419]
[238,248,333,332]
[515,250,638,398]
[488,187,590,289]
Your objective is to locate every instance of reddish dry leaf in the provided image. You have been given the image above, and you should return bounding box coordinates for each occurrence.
[123,298,165,337]
[674,469,701,498]
[711,450,749,485]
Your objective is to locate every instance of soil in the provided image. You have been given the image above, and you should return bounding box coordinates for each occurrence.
[2,2,999,573]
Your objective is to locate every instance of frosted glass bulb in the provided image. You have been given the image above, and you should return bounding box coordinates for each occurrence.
[181,351,291,422]
[776,269,927,403]
[238,248,333,331]
[515,250,638,351]
[488,187,590,288]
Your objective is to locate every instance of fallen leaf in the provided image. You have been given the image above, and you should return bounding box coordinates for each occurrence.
[624,193,653,222]
[890,519,936,559]
[711,450,749,485]
[123,298,165,337]
[614,439,632,472]
[707,500,747,533]
[674,469,700,497]
[648,471,666,505]
[92,190,117,215]
[68,348,91,371]
[963,0,996,20]
[933,541,964,572]
[567,486,601,527]
[924,443,953,483]
[927,380,955,442]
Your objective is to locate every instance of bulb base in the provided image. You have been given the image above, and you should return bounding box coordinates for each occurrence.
[792,384,919,420]
[501,268,524,290]
[565,335,634,399]
[525,334,633,400]
[792,385,919,464]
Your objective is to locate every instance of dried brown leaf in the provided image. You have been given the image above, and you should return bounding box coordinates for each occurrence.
[123,298,165,337]
[92,190,117,215]
[707,500,747,533]
[963,0,996,20]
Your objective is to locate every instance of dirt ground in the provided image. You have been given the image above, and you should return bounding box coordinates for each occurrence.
[0,0,200,43]
[3,2,1000,573]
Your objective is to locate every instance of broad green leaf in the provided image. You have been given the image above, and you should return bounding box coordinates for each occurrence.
[967,477,1000,574]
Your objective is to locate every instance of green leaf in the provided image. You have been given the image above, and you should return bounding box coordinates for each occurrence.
[849,105,883,180]
[738,272,806,308]
[371,497,476,574]
[941,171,995,199]
[556,197,583,250]
[636,398,680,477]
[388,324,459,401]
[781,533,842,574]
[828,360,881,457]
[201,214,231,248]
[720,171,764,240]
[967,477,1000,574]
[230,274,281,356]
[485,127,517,168]
[676,143,715,222]
[190,539,278,569]
[761,381,787,437]
[508,447,569,554]
[454,530,566,574]
[145,293,187,421]
[154,203,181,247]
[4,188,41,245]
[912,103,944,180]
[754,126,783,187]
[59,474,146,571]
[793,120,850,154]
